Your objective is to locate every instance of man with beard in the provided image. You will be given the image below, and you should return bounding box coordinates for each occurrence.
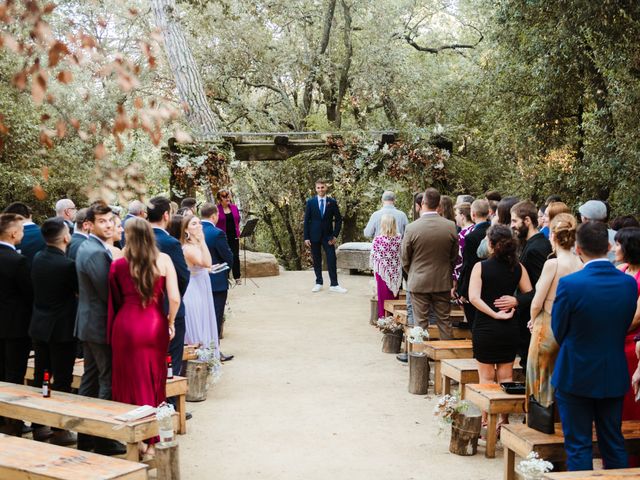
[494,200,551,369]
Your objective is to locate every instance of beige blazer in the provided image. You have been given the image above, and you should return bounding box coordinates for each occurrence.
[401,213,458,293]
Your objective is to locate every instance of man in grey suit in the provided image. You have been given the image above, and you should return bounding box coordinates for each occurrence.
[75,201,123,455]
[402,188,459,339]
[67,208,89,261]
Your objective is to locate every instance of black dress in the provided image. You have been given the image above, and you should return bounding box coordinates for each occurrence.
[225,211,241,280]
[473,257,522,364]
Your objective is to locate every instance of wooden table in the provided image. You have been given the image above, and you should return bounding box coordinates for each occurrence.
[502,421,640,480]
[464,383,526,458]
[0,381,177,462]
[440,358,523,399]
[25,360,189,435]
[0,433,148,479]
[544,468,640,479]
[411,340,473,394]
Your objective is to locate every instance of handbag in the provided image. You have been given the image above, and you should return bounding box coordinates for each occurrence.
[527,395,555,434]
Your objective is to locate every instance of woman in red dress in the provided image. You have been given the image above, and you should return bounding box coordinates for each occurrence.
[614,227,640,466]
[108,217,180,456]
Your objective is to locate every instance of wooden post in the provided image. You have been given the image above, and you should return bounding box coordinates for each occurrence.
[449,405,482,456]
[408,352,430,394]
[156,443,180,480]
[381,333,402,353]
[185,360,209,402]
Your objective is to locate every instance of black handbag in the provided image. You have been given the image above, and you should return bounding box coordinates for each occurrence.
[527,395,555,434]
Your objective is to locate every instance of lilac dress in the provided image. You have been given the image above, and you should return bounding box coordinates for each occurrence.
[183,263,220,357]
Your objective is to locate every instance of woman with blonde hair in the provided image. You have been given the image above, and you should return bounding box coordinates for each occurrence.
[108,217,180,456]
[370,214,402,319]
[526,213,582,433]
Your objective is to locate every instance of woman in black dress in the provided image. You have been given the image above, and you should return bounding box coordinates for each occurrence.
[215,189,241,284]
[469,225,532,425]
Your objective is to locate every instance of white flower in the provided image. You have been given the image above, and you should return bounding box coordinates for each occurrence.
[408,326,429,343]
[517,452,553,475]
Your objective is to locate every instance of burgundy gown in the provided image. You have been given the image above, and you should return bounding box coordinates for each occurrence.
[107,258,169,415]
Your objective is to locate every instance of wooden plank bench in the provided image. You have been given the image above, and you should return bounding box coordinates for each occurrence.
[411,340,473,394]
[544,468,640,479]
[383,299,408,316]
[182,344,199,361]
[464,383,526,458]
[441,358,523,399]
[0,381,177,462]
[394,309,470,333]
[0,433,148,479]
[402,324,472,342]
[502,421,640,480]
[24,359,189,435]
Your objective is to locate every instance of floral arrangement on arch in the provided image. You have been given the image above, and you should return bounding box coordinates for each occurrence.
[408,326,429,343]
[517,452,553,479]
[375,316,403,334]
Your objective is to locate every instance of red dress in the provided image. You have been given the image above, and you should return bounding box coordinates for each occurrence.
[622,265,640,466]
[107,258,169,413]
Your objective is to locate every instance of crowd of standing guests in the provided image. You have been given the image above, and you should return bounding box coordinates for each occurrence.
[0,194,240,457]
[367,187,640,471]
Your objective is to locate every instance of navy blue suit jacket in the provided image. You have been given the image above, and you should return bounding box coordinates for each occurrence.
[153,227,190,318]
[120,214,137,246]
[303,196,342,242]
[202,221,234,292]
[17,223,46,266]
[551,260,638,398]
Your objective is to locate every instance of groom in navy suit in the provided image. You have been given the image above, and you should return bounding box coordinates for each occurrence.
[552,222,638,471]
[303,179,346,293]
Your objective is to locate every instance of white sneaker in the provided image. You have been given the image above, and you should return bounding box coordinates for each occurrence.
[311,284,323,293]
[329,285,348,294]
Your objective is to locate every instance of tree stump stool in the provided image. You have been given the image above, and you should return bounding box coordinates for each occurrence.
[408,352,430,394]
[381,333,402,353]
[185,360,209,402]
[449,405,482,456]
[156,443,180,480]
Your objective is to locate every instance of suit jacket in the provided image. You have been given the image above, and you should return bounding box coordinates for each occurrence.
[0,244,33,338]
[67,232,88,261]
[303,196,342,242]
[551,260,637,398]
[153,227,190,317]
[29,246,78,343]
[17,223,46,266]
[515,232,552,313]
[401,213,458,293]
[120,213,137,246]
[74,236,112,344]
[203,221,234,292]
[215,204,241,240]
[457,220,490,298]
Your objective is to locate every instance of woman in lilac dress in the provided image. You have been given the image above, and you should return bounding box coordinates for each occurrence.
[370,215,402,319]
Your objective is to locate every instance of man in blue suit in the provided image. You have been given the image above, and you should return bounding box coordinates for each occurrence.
[3,202,45,266]
[552,221,638,471]
[303,179,347,293]
[147,197,190,378]
[201,203,234,361]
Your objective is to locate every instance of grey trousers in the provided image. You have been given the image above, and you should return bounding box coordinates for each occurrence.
[78,341,112,400]
[410,291,453,339]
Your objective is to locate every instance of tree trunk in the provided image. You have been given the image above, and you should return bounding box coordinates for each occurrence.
[150,0,218,139]
[185,360,209,402]
[449,407,482,456]
[408,352,430,394]
[156,443,181,480]
[333,0,353,129]
[381,333,402,353]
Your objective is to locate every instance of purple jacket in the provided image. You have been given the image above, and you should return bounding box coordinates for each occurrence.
[215,203,241,239]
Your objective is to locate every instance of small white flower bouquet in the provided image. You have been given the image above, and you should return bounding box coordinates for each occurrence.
[375,316,403,334]
[408,326,429,343]
[433,394,469,426]
[195,341,222,384]
[517,452,553,479]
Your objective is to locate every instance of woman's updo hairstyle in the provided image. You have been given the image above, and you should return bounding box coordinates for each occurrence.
[487,224,518,268]
[550,213,577,251]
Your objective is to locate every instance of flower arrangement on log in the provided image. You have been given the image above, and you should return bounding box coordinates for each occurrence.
[195,341,222,386]
[516,452,553,480]
[433,394,469,426]
[407,326,429,343]
[375,316,403,334]
[376,316,404,353]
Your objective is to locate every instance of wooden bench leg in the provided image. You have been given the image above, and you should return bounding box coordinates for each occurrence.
[177,393,187,435]
[434,361,442,395]
[442,375,451,396]
[125,442,139,462]
[485,413,497,458]
[460,383,466,400]
[503,446,515,480]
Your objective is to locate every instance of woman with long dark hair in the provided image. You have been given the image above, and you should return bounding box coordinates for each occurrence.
[107,217,180,457]
[215,189,241,284]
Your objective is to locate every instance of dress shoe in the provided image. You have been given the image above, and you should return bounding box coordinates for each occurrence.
[185,412,193,421]
[50,430,77,446]
[21,422,33,435]
[396,353,408,363]
[220,353,234,362]
[94,439,127,456]
[33,426,55,441]
[77,433,95,452]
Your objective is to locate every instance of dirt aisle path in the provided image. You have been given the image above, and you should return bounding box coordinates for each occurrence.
[179,271,503,480]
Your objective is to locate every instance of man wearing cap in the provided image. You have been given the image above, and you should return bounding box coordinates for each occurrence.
[579,200,616,263]
[364,191,409,238]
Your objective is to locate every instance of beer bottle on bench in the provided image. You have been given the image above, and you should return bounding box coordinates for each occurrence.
[167,356,173,379]
[42,370,51,397]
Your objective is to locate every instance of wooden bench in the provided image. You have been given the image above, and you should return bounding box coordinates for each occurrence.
[441,358,523,399]
[383,299,408,316]
[0,433,148,479]
[0,381,177,462]
[544,468,640,479]
[182,344,198,361]
[502,421,640,480]
[464,383,526,458]
[24,359,189,435]
[411,340,473,394]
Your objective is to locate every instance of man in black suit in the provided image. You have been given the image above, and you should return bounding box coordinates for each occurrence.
[456,199,491,330]
[148,197,190,376]
[303,179,346,293]
[0,213,32,436]
[3,202,45,266]
[495,200,552,369]
[29,218,78,445]
[67,207,90,261]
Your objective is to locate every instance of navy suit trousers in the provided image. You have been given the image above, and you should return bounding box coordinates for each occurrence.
[213,290,228,337]
[169,315,186,377]
[556,388,628,471]
[311,240,338,286]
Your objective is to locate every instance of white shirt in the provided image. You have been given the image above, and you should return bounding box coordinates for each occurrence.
[75,232,89,238]
[23,221,35,226]
[317,195,327,214]
[420,211,438,217]
[0,241,16,250]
